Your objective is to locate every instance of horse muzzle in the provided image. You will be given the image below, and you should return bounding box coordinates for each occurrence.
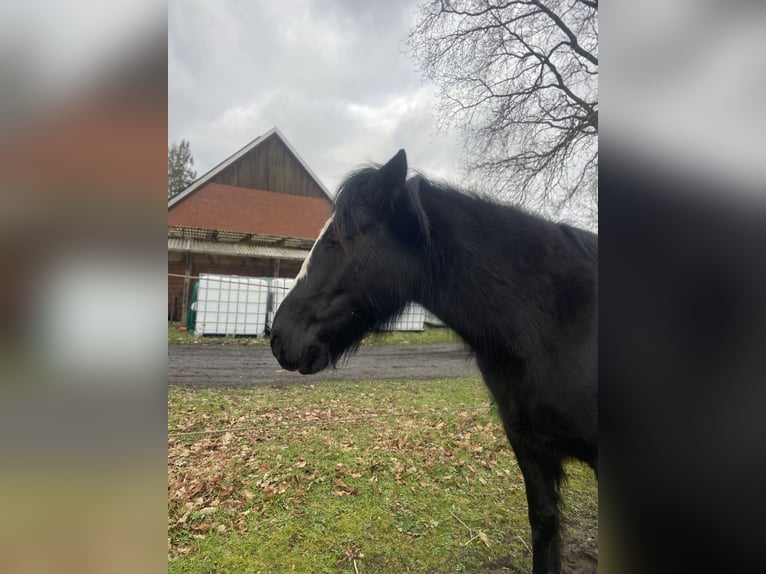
[271,332,330,375]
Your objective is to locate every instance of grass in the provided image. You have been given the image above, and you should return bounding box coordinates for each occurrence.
[168,323,459,346]
[168,379,597,573]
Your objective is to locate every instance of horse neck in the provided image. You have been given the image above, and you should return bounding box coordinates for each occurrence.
[416,184,553,355]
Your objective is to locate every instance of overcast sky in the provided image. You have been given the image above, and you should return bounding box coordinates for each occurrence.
[169,0,465,197]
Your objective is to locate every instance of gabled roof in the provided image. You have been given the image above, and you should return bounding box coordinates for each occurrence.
[167,182,332,240]
[168,127,332,207]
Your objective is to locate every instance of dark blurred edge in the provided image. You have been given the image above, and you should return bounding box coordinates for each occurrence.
[599,144,766,574]
[0,14,168,574]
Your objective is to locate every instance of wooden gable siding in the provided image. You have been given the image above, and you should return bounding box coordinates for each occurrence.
[211,133,326,199]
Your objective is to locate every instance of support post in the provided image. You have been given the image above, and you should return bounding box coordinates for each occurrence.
[181,251,192,323]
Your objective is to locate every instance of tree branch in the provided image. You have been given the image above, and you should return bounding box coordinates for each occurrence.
[529,0,598,66]
[408,0,598,224]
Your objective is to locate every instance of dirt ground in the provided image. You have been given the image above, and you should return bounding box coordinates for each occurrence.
[560,513,599,574]
[477,513,598,574]
[168,342,597,573]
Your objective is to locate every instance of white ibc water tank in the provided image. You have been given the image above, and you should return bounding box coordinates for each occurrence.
[267,277,295,330]
[424,309,446,327]
[382,303,426,332]
[195,274,270,336]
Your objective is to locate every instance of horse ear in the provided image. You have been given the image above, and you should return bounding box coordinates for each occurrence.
[368,150,429,245]
[364,149,408,214]
[378,149,408,193]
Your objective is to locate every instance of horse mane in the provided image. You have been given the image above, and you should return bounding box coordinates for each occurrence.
[559,222,598,263]
[332,166,494,240]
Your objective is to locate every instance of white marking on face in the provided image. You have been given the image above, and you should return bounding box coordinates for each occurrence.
[289,214,334,293]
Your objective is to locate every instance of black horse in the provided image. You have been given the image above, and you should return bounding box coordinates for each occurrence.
[271,150,597,574]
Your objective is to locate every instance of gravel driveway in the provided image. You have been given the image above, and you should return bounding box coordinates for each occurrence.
[168,343,480,387]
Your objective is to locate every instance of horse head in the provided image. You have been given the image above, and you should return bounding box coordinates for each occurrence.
[270,149,430,374]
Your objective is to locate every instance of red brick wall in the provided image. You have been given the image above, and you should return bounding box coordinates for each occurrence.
[169,183,331,238]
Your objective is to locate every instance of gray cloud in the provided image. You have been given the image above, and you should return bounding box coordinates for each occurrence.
[169,0,464,195]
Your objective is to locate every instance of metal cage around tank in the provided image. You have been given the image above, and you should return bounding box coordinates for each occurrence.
[191,273,429,336]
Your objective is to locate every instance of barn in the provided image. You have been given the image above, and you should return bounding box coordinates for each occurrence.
[168,127,333,322]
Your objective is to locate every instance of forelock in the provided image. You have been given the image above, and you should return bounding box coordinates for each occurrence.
[332,165,380,237]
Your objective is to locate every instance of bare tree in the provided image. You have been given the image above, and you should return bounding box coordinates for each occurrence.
[408,0,598,224]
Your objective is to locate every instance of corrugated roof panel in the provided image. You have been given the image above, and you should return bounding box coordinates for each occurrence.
[168,225,313,249]
[168,238,310,260]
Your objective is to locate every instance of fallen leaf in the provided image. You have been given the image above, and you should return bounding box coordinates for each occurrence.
[479,531,490,548]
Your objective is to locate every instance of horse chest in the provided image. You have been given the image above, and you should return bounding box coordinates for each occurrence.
[477,357,588,446]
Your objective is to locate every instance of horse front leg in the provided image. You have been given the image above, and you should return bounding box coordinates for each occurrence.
[513,448,564,574]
